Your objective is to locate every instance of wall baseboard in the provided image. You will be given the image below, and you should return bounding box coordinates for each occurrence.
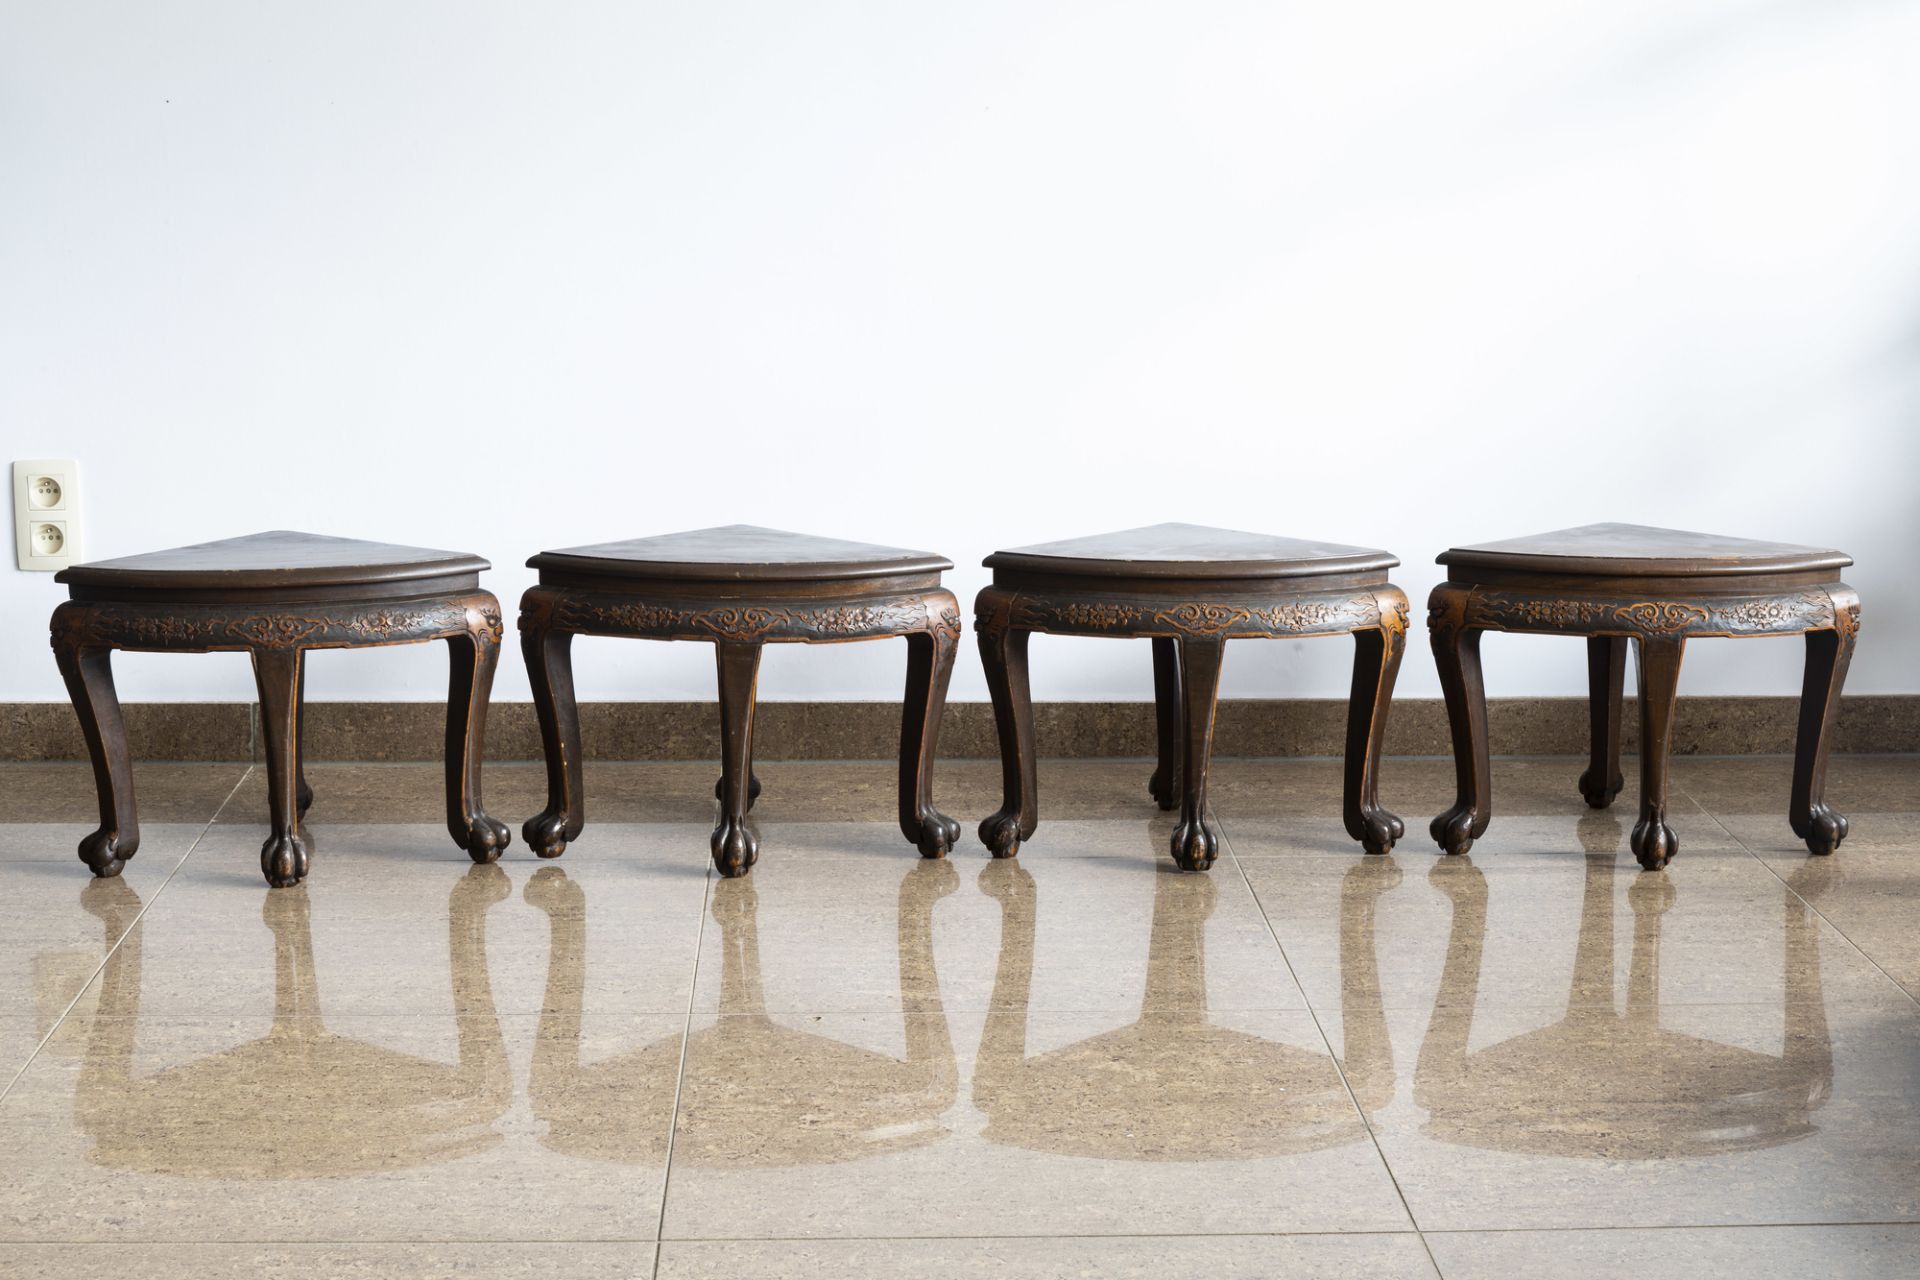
[2,697,1915,762]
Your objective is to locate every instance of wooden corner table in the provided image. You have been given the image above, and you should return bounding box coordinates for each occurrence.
[1427,522,1860,868]
[517,525,962,876]
[974,523,1411,870]
[50,531,509,887]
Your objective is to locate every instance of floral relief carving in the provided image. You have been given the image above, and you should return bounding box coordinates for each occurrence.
[1016,599,1143,630]
[1474,596,1612,629]
[1246,598,1373,634]
[1152,603,1250,635]
[51,599,493,651]
[694,607,790,641]
[1613,602,1711,633]
[551,594,949,641]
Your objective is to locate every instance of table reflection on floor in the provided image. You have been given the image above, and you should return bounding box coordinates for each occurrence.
[72,867,513,1178]
[1414,814,1834,1160]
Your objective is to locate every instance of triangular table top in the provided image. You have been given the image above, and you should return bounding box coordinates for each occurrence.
[58,531,489,591]
[1439,523,1851,577]
[985,522,1396,579]
[529,525,952,582]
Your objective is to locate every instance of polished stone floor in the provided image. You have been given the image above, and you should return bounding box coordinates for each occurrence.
[1,755,1917,1278]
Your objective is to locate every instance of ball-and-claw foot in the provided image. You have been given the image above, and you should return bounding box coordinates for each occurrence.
[1147,768,1177,812]
[522,809,573,860]
[1430,805,1480,856]
[710,815,758,877]
[77,828,135,879]
[296,778,315,818]
[1630,816,1678,870]
[260,832,312,888]
[1356,809,1405,856]
[911,810,960,859]
[979,810,1025,859]
[1170,817,1219,871]
[1577,767,1624,810]
[1802,806,1848,856]
[459,813,512,865]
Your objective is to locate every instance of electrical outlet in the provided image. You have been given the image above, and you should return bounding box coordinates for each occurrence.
[13,459,82,571]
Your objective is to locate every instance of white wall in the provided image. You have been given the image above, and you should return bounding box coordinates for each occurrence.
[4,1,1918,707]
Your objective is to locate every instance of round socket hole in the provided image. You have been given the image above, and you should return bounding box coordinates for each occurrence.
[29,476,62,509]
[31,523,64,555]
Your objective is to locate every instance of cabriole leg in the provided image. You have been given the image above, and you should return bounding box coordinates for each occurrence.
[1148,637,1182,810]
[1169,636,1225,871]
[1790,617,1856,855]
[447,608,511,863]
[1343,619,1406,855]
[1429,587,1490,855]
[899,619,961,858]
[711,641,762,877]
[53,625,140,877]
[1630,634,1685,870]
[978,619,1038,858]
[252,647,311,888]
[1579,636,1627,809]
[521,598,583,859]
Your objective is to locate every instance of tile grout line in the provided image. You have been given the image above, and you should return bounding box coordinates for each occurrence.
[1215,814,1446,1279]
[1690,804,1920,1014]
[650,857,715,1276]
[6,1222,1920,1246]
[0,765,256,1107]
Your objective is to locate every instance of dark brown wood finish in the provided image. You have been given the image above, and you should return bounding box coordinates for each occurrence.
[1428,522,1860,868]
[976,522,1409,868]
[518,524,961,877]
[50,531,507,887]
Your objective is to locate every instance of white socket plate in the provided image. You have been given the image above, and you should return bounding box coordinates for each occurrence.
[14,458,82,571]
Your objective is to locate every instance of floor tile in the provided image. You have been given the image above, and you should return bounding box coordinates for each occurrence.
[660,1008,1409,1239]
[1723,811,1920,999]
[658,1234,1439,1278]
[1238,842,1906,1012]
[0,764,249,825]
[687,821,1303,1016]
[0,829,202,1076]
[0,1243,651,1279]
[1425,1224,1920,1279]
[0,1012,681,1242]
[79,825,709,1017]
[1325,995,1920,1230]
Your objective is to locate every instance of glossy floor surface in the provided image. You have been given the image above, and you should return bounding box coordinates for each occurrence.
[2,756,1917,1278]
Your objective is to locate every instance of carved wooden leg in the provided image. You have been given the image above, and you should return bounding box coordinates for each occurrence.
[1148,637,1182,810]
[251,647,311,888]
[1630,634,1685,870]
[899,621,961,858]
[978,622,1037,858]
[713,772,762,809]
[521,600,583,859]
[295,661,314,818]
[1428,587,1490,855]
[1579,636,1627,809]
[52,627,139,877]
[446,611,511,864]
[1790,615,1857,855]
[1170,636,1224,871]
[1343,615,1406,855]
[712,640,762,877]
